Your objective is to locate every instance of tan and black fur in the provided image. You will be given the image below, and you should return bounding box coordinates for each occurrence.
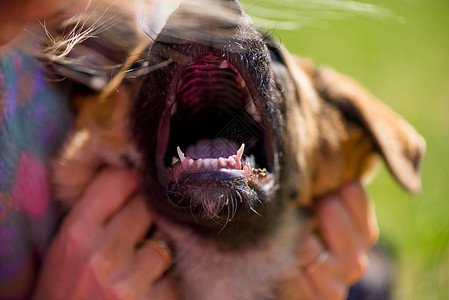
[49,1,425,299]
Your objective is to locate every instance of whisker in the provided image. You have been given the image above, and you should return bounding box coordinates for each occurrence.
[122,58,173,78]
[249,206,262,217]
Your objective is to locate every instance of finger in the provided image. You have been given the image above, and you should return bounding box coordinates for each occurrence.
[316,196,361,258]
[283,234,325,300]
[307,256,348,300]
[316,196,369,284]
[105,195,153,247]
[281,269,317,300]
[109,241,172,299]
[147,277,181,300]
[299,235,345,298]
[298,234,325,268]
[134,241,172,282]
[339,181,379,249]
[71,168,138,226]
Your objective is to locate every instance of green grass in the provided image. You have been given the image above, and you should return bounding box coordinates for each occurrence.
[241,0,449,298]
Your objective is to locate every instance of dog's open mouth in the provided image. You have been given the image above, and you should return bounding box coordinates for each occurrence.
[153,55,276,221]
[130,3,283,225]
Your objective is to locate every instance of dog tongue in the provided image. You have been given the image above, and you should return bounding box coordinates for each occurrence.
[185,138,239,159]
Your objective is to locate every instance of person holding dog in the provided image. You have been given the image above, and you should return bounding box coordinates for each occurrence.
[0,1,379,299]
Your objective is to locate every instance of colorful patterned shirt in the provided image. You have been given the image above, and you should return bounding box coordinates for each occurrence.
[0,49,72,299]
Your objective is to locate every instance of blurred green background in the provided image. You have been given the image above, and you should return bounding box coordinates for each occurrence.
[241,0,448,299]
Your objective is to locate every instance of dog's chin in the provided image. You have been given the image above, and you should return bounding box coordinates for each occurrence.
[166,161,275,224]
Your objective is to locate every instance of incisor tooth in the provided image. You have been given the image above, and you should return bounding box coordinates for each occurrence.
[202,159,209,168]
[228,156,236,168]
[211,159,218,169]
[187,159,194,168]
[218,157,226,167]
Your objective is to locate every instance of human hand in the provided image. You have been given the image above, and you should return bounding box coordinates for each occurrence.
[283,181,379,300]
[33,168,179,300]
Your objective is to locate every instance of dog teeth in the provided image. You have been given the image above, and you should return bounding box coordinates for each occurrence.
[197,158,203,168]
[218,157,226,168]
[236,143,245,161]
[176,143,249,171]
[187,159,194,168]
[228,156,236,168]
[210,159,218,169]
[177,146,185,162]
[205,160,211,168]
[171,156,179,165]
[243,163,252,176]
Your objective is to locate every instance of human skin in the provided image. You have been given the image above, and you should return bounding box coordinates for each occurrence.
[33,169,378,300]
[0,0,90,46]
[32,169,180,300]
[286,181,379,299]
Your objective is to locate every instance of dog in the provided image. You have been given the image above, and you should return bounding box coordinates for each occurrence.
[49,0,425,299]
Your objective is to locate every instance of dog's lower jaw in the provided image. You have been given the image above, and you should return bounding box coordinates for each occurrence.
[154,209,303,300]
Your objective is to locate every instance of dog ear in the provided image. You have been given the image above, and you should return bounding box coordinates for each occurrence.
[313,67,425,193]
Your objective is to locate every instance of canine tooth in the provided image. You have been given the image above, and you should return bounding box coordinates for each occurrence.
[171,156,178,165]
[177,147,185,162]
[236,143,245,161]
